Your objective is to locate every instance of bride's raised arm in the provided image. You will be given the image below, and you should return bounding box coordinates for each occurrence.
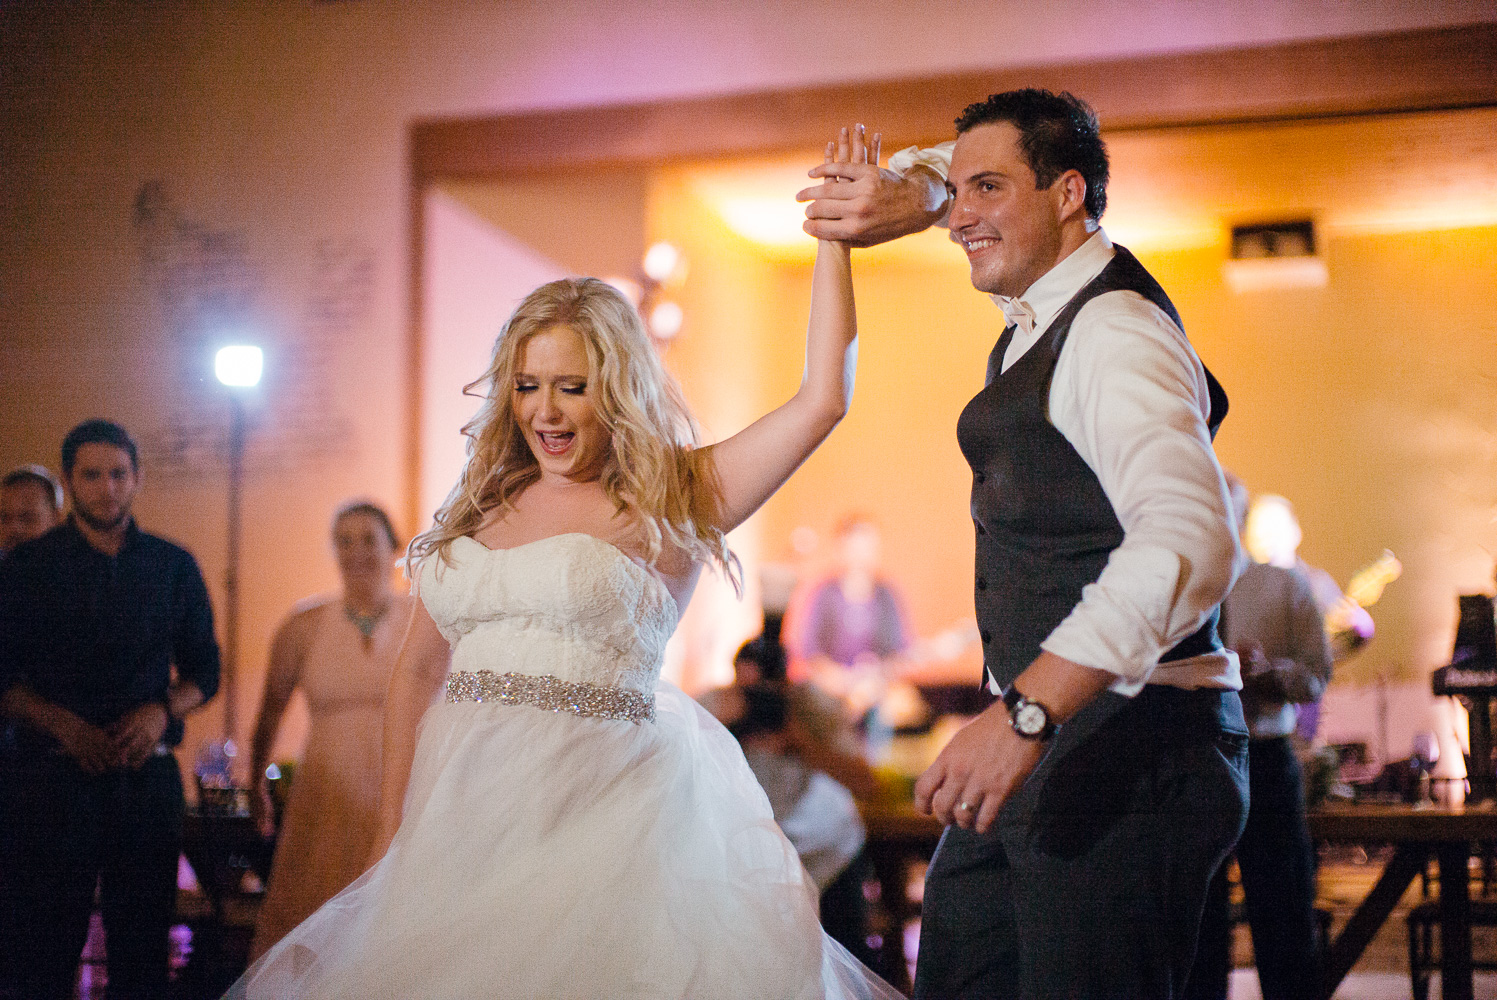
[702,126,871,534]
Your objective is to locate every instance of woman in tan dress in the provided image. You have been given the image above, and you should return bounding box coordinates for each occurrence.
[247,500,413,960]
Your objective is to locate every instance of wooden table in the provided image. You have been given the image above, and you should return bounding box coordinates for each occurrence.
[1308,801,1497,1000]
[861,805,945,993]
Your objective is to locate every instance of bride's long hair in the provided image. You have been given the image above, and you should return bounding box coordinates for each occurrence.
[408,277,738,589]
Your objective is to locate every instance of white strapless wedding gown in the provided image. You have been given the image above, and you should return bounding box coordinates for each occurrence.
[229,533,903,999]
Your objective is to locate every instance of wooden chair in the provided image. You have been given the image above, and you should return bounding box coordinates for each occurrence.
[1405,844,1497,1000]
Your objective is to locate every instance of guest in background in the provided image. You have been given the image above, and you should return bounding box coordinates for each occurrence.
[1186,473,1331,1000]
[1244,493,1374,661]
[247,500,413,960]
[703,637,879,968]
[1243,491,1388,745]
[790,515,910,738]
[0,419,219,1000]
[0,464,63,559]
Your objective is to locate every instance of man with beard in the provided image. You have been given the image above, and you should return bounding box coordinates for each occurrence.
[0,419,219,1000]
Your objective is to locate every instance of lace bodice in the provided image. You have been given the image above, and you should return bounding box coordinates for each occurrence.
[417,533,679,697]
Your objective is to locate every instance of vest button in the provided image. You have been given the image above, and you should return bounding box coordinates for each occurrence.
[976,577,988,590]
[980,629,991,644]
[974,471,986,484]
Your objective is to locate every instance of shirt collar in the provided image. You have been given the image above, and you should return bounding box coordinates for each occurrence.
[991,228,1114,337]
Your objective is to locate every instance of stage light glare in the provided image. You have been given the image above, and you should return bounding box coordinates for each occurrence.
[648,301,684,340]
[642,242,683,283]
[215,345,264,388]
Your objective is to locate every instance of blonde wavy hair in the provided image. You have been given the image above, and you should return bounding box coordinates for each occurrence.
[409,277,738,590]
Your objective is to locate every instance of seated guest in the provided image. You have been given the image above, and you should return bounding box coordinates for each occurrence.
[247,500,414,960]
[0,464,63,559]
[1186,473,1332,1000]
[703,638,878,967]
[0,420,219,1000]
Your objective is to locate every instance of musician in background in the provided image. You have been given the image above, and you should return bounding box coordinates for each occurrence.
[1186,473,1332,1000]
[1243,493,1376,660]
[789,515,910,740]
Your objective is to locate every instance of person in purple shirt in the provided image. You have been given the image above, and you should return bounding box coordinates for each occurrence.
[794,515,909,735]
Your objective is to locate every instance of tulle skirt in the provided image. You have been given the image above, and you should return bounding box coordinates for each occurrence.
[227,680,903,999]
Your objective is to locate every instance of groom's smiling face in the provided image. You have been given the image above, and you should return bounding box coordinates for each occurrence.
[947,122,1071,300]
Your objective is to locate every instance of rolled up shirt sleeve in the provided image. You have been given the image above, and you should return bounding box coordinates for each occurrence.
[887,142,954,228]
[1039,291,1244,692]
[888,142,953,179]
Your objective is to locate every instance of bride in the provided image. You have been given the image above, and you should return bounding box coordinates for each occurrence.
[229,128,902,999]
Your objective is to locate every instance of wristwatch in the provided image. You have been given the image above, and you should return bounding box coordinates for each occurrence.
[1001,685,1058,741]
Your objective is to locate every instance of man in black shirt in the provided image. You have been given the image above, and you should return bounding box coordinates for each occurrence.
[0,419,220,1000]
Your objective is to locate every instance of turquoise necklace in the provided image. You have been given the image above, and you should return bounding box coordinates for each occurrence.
[345,600,389,649]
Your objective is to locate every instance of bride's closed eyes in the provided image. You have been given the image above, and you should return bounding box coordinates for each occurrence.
[513,379,588,395]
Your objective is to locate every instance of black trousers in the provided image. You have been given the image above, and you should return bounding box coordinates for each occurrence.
[913,687,1250,1000]
[0,749,184,1000]
[1185,735,1321,1000]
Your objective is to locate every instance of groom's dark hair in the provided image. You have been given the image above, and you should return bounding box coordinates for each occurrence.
[954,88,1109,221]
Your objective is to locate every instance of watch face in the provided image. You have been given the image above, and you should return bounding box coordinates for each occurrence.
[1015,702,1048,736]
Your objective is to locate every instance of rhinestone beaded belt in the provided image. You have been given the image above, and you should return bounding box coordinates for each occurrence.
[444,670,656,725]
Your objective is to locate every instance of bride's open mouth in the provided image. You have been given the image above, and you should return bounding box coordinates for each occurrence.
[536,430,575,455]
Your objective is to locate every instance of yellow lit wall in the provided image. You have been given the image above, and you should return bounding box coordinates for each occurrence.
[642,108,1497,728]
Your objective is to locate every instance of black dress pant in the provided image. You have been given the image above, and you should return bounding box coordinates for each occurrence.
[0,749,184,1000]
[913,687,1250,1000]
[1185,735,1321,1000]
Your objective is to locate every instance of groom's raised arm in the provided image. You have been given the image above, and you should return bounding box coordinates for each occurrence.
[797,137,953,246]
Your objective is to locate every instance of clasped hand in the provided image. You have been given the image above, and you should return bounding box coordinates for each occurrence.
[57,702,169,774]
[797,124,947,247]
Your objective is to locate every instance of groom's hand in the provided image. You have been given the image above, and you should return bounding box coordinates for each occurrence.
[797,135,947,247]
[913,703,1045,835]
[914,650,1114,834]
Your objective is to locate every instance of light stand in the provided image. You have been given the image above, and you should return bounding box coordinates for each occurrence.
[214,345,262,743]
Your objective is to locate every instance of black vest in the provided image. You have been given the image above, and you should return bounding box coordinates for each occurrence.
[957,245,1227,690]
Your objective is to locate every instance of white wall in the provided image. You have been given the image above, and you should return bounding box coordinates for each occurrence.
[422,190,565,522]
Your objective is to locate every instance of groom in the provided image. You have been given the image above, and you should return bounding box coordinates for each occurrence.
[802,91,1250,998]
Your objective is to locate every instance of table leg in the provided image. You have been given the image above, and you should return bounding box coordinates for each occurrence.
[1436,841,1473,1000]
[1319,845,1427,1000]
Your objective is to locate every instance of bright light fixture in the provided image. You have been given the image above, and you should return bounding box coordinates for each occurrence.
[215,345,264,388]
[648,301,684,340]
[642,242,683,283]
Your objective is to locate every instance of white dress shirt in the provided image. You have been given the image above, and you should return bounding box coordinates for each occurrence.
[890,145,1243,694]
